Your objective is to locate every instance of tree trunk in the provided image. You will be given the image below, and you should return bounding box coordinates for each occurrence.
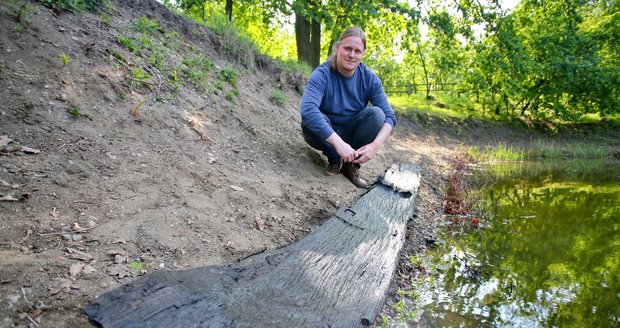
[415,40,431,100]
[85,163,421,328]
[295,0,321,68]
[310,16,321,67]
[225,0,232,22]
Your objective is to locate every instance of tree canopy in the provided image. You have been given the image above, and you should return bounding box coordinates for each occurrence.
[167,0,619,122]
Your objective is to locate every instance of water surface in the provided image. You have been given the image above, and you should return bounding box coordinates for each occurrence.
[413,159,620,327]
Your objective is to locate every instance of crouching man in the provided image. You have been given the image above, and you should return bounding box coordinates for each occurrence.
[300,26,396,188]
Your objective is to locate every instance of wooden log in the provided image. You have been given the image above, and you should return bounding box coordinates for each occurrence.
[85,163,421,327]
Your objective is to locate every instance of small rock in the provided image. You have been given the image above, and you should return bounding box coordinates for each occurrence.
[114,255,126,264]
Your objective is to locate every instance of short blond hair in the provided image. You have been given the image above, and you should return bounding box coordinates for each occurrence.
[328,26,367,71]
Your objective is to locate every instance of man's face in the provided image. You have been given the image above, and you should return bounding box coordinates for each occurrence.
[335,36,364,77]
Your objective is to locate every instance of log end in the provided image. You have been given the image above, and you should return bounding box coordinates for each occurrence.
[378,163,421,194]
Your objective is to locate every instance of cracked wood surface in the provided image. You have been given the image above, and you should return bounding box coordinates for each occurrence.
[85,163,421,328]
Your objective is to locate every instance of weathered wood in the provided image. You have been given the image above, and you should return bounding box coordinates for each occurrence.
[85,163,421,328]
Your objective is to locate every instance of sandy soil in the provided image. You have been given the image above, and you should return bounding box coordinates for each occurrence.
[1,1,618,327]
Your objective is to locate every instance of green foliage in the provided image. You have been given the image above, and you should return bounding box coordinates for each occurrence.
[39,0,109,13]
[109,49,126,63]
[59,52,71,67]
[163,31,181,49]
[132,16,160,34]
[217,67,238,87]
[117,36,139,53]
[224,89,239,101]
[468,143,525,162]
[100,13,112,27]
[275,58,312,76]
[117,91,127,101]
[207,15,258,69]
[127,261,144,269]
[269,89,287,107]
[10,3,36,33]
[128,66,151,89]
[65,100,82,117]
[69,107,81,117]
[182,55,214,72]
[179,55,214,91]
[168,0,616,124]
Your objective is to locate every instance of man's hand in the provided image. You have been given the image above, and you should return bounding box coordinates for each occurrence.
[334,140,358,163]
[327,132,358,163]
[352,143,379,164]
[353,123,393,164]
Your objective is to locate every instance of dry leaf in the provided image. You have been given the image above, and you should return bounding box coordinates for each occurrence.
[65,247,93,261]
[48,288,60,296]
[184,111,212,142]
[82,264,97,274]
[72,222,86,232]
[106,249,128,257]
[57,277,77,292]
[255,217,266,231]
[130,99,146,117]
[107,264,130,278]
[69,264,83,278]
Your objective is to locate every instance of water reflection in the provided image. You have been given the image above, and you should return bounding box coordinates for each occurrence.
[413,160,620,328]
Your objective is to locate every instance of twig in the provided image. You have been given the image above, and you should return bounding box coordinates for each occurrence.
[19,229,32,244]
[25,314,39,327]
[21,287,31,305]
[37,228,94,237]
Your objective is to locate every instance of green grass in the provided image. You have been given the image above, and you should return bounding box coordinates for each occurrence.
[468,140,609,162]
[269,89,286,107]
[218,67,238,87]
[117,35,140,53]
[390,93,620,128]
[199,14,258,69]
[132,16,160,34]
[128,66,151,89]
[224,89,240,101]
[389,93,486,121]
[273,57,312,76]
[100,13,112,27]
[40,0,109,13]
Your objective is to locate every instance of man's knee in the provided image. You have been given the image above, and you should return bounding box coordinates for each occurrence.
[361,106,385,132]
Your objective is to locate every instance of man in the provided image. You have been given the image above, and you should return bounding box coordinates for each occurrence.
[300,26,396,188]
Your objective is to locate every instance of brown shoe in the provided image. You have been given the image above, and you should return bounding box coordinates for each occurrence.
[326,159,341,176]
[340,163,368,189]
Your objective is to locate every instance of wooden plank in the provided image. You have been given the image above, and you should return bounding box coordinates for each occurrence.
[85,163,421,327]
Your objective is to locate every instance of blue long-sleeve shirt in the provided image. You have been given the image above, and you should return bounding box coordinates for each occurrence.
[300,61,397,140]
